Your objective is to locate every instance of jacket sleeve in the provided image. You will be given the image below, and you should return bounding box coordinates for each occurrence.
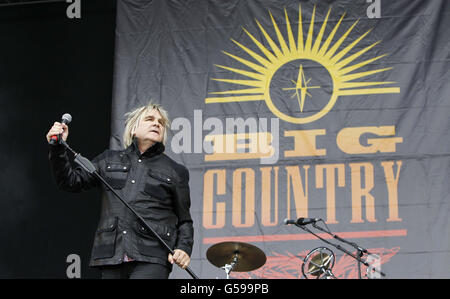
[173,166,194,256]
[48,143,104,192]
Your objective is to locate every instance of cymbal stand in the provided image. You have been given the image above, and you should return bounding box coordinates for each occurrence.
[221,254,238,279]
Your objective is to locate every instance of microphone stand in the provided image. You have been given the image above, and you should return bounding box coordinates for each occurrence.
[311,222,386,278]
[61,140,199,279]
[294,221,385,279]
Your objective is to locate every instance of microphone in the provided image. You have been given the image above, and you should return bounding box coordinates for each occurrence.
[50,113,72,144]
[283,217,321,225]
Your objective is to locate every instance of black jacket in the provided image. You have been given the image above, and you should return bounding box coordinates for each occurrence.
[48,140,194,268]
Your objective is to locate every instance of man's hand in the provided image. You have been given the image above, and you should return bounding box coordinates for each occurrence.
[46,122,69,143]
[168,249,190,269]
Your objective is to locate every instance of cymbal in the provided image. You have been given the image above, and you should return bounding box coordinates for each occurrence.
[307,252,332,276]
[206,241,266,272]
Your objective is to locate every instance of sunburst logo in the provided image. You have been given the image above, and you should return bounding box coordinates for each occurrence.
[205,6,400,124]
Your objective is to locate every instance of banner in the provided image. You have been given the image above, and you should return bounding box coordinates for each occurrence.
[111,0,450,278]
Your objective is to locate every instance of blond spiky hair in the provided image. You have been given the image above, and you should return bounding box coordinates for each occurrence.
[122,102,170,148]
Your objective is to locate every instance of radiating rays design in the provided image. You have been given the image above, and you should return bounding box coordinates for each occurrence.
[205,5,400,124]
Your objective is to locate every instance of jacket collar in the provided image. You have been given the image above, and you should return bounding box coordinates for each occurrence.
[126,137,165,158]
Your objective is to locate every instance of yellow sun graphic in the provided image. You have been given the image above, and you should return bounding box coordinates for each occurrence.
[205,5,400,124]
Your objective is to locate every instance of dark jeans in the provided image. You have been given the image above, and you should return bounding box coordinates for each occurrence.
[100,262,171,279]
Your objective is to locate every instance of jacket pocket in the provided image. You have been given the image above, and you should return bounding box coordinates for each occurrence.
[92,217,118,260]
[148,170,174,184]
[104,162,130,189]
[135,222,177,257]
[144,170,174,200]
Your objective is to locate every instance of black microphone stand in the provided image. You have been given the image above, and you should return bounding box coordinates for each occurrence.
[61,140,199,279]
[311,222,386,278]
[294,221,385,279]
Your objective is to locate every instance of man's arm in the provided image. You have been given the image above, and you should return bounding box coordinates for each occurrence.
[47,122,102,192]
[170,166,194,268]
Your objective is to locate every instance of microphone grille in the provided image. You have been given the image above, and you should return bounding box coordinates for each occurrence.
[62,113,72,124]
[283,218,289,225]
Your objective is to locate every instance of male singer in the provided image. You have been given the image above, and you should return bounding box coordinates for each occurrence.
[46,102,193,279]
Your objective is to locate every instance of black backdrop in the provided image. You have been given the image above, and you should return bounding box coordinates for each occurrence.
[0,0,116,278]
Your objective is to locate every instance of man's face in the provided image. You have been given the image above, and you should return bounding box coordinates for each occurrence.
[133,108,165,146]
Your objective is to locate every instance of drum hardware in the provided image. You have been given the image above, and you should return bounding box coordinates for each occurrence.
[206,241,266,279]
[286,218,386,279]
[302,247,336,279]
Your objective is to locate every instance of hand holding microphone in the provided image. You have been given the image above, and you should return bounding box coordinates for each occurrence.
[46,113,72,144]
